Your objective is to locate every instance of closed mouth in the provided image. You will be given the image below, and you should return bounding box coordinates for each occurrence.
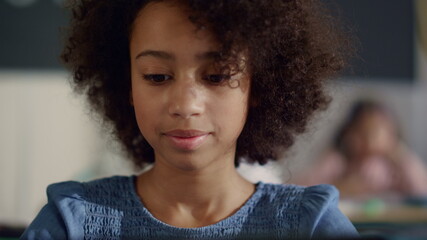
[163,129,210,138]
[163,129,211,150]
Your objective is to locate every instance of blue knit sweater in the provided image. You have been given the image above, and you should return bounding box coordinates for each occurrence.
[21,176,358,239]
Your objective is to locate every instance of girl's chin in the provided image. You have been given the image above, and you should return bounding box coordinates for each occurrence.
[155,152,229,173]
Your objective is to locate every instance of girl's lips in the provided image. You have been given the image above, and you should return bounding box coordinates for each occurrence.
[164,130,210,151]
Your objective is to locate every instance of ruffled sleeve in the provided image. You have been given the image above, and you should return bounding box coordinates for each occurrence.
[20,181,86,240]
[298,184,359,239]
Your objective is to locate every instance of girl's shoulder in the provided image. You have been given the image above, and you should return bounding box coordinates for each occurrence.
[21,176,138,239]
[46,175,135,201]
[254,182,340,212]
[253,182,357,238]
[46,175,140,215]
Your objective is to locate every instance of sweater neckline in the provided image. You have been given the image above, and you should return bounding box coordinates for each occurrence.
[127,175,265,230]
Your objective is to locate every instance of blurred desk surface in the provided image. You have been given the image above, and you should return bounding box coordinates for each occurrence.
[340,199,427,240]
[340,200,427,223]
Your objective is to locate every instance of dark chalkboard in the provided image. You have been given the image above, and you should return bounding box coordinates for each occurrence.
[0,0,68,70]
[328,0,414,81]
[0,0,415,82]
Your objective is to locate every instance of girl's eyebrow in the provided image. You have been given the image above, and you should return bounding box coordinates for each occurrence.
[136,50,174,60]
[135,50,220,61]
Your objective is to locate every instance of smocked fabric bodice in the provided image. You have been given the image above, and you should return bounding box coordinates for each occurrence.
[21,176,358,239]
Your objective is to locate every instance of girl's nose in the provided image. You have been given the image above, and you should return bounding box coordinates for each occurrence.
[168,79,204,119]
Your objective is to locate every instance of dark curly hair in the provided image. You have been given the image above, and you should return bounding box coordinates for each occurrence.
[61,0,351,169]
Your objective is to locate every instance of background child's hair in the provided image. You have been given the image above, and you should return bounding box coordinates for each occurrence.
[61,0,352,168]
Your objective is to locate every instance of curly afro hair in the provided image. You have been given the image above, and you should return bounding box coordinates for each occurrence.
[61,0,351,169]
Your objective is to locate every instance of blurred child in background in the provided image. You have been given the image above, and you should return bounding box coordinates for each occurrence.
[294,100,427,198]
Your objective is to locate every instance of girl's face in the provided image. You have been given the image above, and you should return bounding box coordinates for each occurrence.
[344,111,398,160]
[129,1,251,171]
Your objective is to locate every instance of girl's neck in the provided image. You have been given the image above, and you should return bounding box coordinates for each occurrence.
[136,159,255,228]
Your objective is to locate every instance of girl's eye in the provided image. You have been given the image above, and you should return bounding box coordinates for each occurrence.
[143,74,172,84]
[203,74,231,85]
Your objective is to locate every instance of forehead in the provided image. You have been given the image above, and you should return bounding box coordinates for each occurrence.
[354,111,394,130]
[129,1,219,57]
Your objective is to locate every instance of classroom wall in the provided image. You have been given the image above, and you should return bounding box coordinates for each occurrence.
[0,72,135,224]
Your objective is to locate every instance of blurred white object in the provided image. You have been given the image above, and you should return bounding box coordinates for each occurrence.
[237,161,283,184]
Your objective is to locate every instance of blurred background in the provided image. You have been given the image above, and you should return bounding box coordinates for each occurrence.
[1,0,427,238]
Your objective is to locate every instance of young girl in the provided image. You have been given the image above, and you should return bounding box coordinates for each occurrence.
[22,0,358,239]
[294,100,427,198]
